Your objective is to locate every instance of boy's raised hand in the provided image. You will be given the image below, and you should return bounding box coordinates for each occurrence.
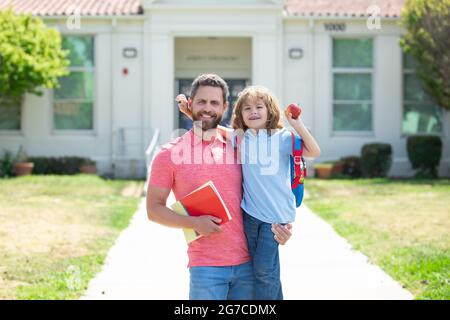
[284,103,302,127]
[176,94,193,120]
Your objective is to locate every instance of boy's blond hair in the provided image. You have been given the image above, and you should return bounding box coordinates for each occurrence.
[231,85,284,131]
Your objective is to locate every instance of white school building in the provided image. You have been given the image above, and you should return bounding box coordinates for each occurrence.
[0,0,449,178]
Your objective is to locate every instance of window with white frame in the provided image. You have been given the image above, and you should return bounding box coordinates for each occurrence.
[0,96,21,131]
[332,38,373,132]
[402,53,442,135]
[53,36,94,131]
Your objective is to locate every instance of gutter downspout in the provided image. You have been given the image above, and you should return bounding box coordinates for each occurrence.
[309,17,317,173]
[110,17,117,178]
[277,8,284,105]
[309,17,316,138]
[140,19,144,176]
[141,15,149,178]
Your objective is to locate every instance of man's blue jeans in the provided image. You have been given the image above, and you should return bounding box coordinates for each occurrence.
[189,261,254,300]
[243,211,283,300]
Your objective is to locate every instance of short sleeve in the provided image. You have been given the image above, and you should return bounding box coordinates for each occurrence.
[148,148,175,189]
[280,129,297,156]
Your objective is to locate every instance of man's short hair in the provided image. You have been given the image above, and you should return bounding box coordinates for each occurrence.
[190,74,229,104]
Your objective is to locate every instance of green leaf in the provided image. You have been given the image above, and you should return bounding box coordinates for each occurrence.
[0,9,69,98]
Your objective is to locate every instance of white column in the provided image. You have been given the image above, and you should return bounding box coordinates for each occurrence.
[252,34,280,97]
[148,33,174,145]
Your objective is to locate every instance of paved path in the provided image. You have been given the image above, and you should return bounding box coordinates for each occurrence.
[82,194,413,300]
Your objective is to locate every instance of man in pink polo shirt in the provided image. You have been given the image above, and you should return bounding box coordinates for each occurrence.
[146,74,291,300]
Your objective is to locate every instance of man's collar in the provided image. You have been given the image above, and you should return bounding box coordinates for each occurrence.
[189,128,226,146]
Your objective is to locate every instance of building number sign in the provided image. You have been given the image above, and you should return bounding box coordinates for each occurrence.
[324,23,346,32]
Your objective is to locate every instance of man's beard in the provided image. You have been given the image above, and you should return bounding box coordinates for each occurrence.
[192,112,222,131]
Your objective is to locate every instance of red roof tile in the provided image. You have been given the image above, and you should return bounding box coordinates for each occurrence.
[0,0,143,16]
[0,0,404,18]
[284,0,405,18]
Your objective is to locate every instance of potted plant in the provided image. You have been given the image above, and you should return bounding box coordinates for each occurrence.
[13,146,34,176]
[331,160,345,176]
[80,159,97,174]
[314,162,334,179]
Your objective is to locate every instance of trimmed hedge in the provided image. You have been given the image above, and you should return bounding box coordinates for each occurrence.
[407,135,442,178]
[360,143,392,178]
[0,150,15,177]
[29,157,90,175]
[340,156,362,178]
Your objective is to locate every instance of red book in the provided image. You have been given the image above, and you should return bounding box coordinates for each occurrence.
[171,180,231,244]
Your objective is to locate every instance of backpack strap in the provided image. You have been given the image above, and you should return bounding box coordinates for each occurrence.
[291,132,306,189]
[291,132,303,177]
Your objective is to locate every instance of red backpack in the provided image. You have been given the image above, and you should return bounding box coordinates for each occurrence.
[290,132,307,207]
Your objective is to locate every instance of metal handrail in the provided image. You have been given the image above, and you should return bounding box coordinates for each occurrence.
[144,128,160,193]
[145,128,160,168]
[112,127,155,160]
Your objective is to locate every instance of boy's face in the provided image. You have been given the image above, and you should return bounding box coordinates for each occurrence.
[241,98,268,131]
[191,86,228,131]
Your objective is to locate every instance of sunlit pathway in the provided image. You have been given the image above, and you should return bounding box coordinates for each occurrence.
[82,194,413,300]
[82,193,188,299]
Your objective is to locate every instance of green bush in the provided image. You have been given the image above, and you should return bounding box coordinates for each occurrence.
[400,0,450,111]
[29,157,90,175]
[0,150,14,177]
[407,135,442,178]
[340,156,362,178]
[360,143,392,178]
[0,9,69,98]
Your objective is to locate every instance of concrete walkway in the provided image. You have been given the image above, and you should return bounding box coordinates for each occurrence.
[82,193,413,300]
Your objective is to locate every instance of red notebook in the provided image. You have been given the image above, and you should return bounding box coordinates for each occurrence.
[171,180,231,244]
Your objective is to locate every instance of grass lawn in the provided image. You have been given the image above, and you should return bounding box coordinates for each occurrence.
[305,178,450,300]
[0,175,144,300]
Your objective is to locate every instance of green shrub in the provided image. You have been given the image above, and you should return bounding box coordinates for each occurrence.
[340,156,362,178]
[400,0,450,111]
[0,150,15,177]
[0,9,69,98]
[407,135,442,178]
[360,143,392,178]
[29,157,90,175]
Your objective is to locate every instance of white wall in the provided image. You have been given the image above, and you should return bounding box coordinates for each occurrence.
[0,32,112,172]
[146,6,283,144]
[174,37,251,79]
[0,18,147,177]
[1,11,448,178]
[283,18,450,177]
[282,20,313,131]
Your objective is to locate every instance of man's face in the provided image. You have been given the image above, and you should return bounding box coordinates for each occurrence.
[191,86,228,131]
